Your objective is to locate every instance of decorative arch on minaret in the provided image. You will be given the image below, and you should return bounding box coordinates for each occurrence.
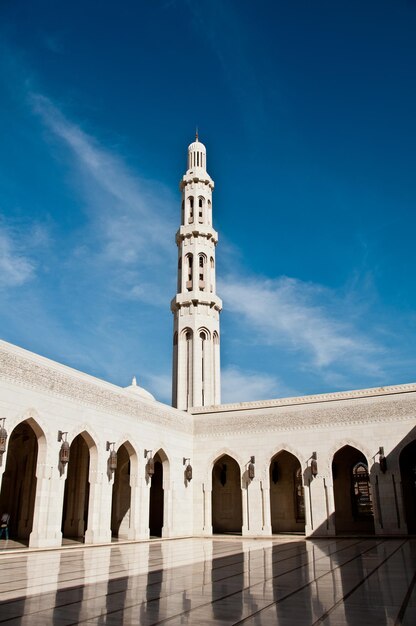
[171,136,222,409]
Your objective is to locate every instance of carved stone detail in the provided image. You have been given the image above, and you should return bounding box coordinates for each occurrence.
[0,343,192,433]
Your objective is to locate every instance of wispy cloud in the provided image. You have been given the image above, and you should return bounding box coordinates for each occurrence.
[222,365,290,403]
[220,274,383,380]
[0,223,36,288]
[29,93,176,301]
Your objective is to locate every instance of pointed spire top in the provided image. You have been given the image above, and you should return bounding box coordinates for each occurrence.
[132,375,137,387]
[195,127,199,142]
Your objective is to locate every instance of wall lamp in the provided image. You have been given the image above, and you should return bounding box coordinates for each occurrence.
[183,457,193,482]
[310,452,318,478]
[247,456,255,481]
[106,441,117,477]
[0,418,8,467]
[378,446,387,473]
[144,449,154,477]
[58,430,70,476]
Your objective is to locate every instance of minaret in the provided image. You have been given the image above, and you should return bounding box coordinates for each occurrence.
[171,135,222,409]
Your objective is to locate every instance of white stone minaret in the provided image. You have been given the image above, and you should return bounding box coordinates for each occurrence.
[171,135,222,409]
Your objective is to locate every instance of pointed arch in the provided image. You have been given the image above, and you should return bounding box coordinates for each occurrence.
[269,449,305,533]
[179,328,193,409]
[0,417,45,541]
[207,448,245,482]
[327,439,373,475]
[149,448,170,537]
[332,444,375,534]
[61,430,97,541]
[212,453,243,534]
[265,444,304,475]
[111,440,138,539]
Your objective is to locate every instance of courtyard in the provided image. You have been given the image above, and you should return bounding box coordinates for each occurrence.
[0,536,415,625]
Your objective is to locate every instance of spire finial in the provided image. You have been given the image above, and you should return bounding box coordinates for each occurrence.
[195,127,199,142]
[132,376,137,386]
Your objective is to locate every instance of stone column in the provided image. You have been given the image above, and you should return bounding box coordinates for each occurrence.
[306,473,335,537]
[373,465,405,535]
[162,480,173,538]
[202,485,213,535]
[127,471,142,540]
[260,478,272,535]
[85,469,112,544]
[29,464,64,548]
[242,477,270,536]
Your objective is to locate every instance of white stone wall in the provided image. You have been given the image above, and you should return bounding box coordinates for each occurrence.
[1,339,415,547]
[0,341,194,547]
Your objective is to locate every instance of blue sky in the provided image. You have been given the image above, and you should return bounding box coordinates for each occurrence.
[0,0,415,403]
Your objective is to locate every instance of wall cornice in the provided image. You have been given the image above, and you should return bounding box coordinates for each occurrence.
[192,388,416,437]
[0,341,192,433]
[191,382,416,414]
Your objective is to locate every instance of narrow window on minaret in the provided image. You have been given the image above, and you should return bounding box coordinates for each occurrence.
[186,330,193,409]
[199,255,205,290]
[178,257,182,292]
[186,254,193,291]
[188,197,194,223]
[200,331,206,406]
[197,152,199,167]
[198,197,204,223]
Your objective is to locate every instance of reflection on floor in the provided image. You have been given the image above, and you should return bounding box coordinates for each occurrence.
[0,536,415,625]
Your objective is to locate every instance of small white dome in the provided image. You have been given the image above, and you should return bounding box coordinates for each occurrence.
[124,376,155,401]
[187,136,207,170]
[188,140,206,153]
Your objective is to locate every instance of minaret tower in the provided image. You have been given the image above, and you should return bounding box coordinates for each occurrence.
[171,135,222,409]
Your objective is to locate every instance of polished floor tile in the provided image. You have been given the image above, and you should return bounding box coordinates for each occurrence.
[0,537,415,625]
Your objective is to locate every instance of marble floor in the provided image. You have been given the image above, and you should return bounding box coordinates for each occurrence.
[0,536,415,625]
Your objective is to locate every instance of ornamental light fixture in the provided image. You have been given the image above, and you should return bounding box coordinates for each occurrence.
[58,430,70,476]
[310,452,318,477]
[0,418,8,466]
[183,457,192,482]
[106,441,117,475]
[144,449,154,477]
[247,456,255,481]
[378,446,387,473]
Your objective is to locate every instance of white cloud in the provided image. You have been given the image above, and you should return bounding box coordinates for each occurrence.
[29,93,176,292]
[220,274,383,378]
[142,372,172,404]
[221,366,289,404]
[0,226,35,288]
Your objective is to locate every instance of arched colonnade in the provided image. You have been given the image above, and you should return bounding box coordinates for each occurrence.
[0,419,172,546]
[1,418,416,545]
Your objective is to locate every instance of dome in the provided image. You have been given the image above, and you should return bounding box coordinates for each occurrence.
[187,135,207,170]
[188,139,206,153]
[124,376,155,401]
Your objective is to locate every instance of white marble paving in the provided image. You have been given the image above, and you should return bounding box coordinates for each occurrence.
[0,537,415,625]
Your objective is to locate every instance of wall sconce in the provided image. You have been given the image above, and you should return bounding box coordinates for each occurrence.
[106,441,117,475]
[310,452,318,477]
[0,418,8,467]
[144,449,154,477]
[247,456,255,481]
[378,446,387,473]
[58,430,70,476]
[183,457,193,482]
